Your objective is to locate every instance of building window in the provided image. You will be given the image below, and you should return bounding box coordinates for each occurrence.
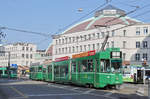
[22,54,24,58]
[101,32,105,38]
[62,48,64,54]
[143,27,148,35]
[65,38,67,44]
[22,47,24,51]
[84,35,87,41]
[59,39,61,44]
[123,53,126,60]
[30,48,32,51]
[55,49,57,54]
[111,41,114,48]
[69,47,71,53]
[56,40,58,45]
[26,61,28,66]
[62,39,64,44]
[76,36,79,42]
[30,54,32,59]
[107,42,109,48]
[97,33,100,39]
[73,37,75,42]
[107,31,109,36]
[97,43,100,50]
[80,45,82,52]
[93,44,95,50]
[59,48,61,54]
[26,47,29,51]
[88,44,90,51]
[123,30,126,36]
[143,53,148,60]
[136,27,140,35]
[65,47,67,53]
[93,33,95,39]
[84,45,86,51]
[69,37,71,43]
[26,54,29,59]
[72,47,75,53]
[88,34,91,40]
[136,41,140,48]
[80,35,83,41]
[112,30,115,37]
[135,53,140,61]
[123,41,126,48]
[76,46,79,52]
[143,41,148,48]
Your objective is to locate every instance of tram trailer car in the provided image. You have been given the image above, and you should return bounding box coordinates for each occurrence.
[42,63,54,82]
[30,65,43,80]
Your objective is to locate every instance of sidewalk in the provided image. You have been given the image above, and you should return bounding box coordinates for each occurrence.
[118,83,148,96]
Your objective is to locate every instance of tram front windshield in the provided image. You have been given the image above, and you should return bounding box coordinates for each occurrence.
[111,60,122,73]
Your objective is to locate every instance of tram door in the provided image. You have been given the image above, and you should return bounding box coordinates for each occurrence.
[136,69,144,83]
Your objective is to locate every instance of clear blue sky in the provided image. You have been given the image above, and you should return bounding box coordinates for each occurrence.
[0,0,149,50]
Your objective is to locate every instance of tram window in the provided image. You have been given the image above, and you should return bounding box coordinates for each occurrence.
[4,70,8,74]
[48,65,52,73]
[100,60,110,72]
[96,59,99,72]
[87,59,93,72]
[60,66,64,77]
[43,68,46,73]
[0,70,2,74]
[80,59,93,72]
[72,61,76,72]
[80,60,87,72]
[65,66,68,75]
[38,67,42,72]
[55,66,59,77]
[111,60,121,72]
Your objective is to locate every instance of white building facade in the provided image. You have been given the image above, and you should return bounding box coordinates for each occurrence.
[51,5,150,66]
[0,43,37,67]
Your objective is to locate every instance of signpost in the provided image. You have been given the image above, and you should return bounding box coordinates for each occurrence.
[11,64,18,68]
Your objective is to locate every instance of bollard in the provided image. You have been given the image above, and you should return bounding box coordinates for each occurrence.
[148,78,150,99]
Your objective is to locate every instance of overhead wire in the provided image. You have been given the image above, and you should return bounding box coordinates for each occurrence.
[34,0,111,45]
[55,0,111,34]
[0,26,51,37]
[96,2,150,32]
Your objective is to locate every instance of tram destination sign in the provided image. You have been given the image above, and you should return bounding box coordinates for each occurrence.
[72,50,95,59]
[55,56,70,62]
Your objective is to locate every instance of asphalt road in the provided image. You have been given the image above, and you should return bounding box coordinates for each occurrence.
[0,79,148,99]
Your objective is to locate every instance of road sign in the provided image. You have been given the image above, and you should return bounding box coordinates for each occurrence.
[11,64,17,68]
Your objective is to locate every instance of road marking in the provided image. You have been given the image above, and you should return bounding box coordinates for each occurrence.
[28,93,81,97]
[83,89,96,94]
[88,93,116,99]
[104,92,113,96]
[9,86,28,98]
[136,93,144,96]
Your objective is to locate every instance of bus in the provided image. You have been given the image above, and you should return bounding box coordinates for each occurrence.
[122,65,144,83]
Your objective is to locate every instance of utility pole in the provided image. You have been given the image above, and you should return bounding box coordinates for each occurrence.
[8,51,10,79]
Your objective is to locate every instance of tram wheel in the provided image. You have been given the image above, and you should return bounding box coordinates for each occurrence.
[115,85,121,90]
